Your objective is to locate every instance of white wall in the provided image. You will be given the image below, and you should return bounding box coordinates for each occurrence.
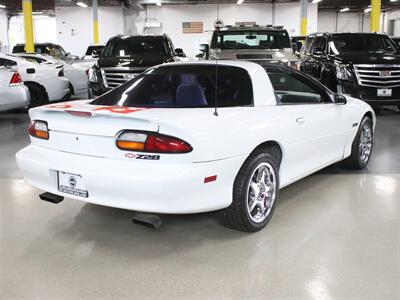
[8,15,57,53]
[318,11,370,33]
[0,9,8,53]
[384,9,400,36]
[55,6,124,56]
[129,2,318,57]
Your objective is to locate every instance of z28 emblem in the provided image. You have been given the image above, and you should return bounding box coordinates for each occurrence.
[125,153,160,160]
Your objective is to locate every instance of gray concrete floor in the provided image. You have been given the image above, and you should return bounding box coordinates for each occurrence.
[0,107,399,300]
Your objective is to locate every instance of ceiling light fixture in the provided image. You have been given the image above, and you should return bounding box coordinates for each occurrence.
[237,0,245,5]
[389,0,398,2]
[0,4,6,9]
[312,0,323,3]
[76,2,88,8]
[364,8,371,13]
[340,7,350,12]
[156,1,161,6]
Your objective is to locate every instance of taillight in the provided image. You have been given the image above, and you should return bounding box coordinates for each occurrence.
[28,120,49,140]
[58,69,64,77]
[9,72,22,86]
[116,131,192,154]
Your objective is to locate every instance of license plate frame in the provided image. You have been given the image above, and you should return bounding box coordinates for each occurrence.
[57,171,88,198]
[377,88,392,97]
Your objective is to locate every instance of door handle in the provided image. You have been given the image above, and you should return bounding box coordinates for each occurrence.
[296,117,305,124]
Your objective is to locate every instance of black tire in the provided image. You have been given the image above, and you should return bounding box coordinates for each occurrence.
[69,83,75,96]
[26,83,47,108]
[217,147,280,232]
[342,116,373,169]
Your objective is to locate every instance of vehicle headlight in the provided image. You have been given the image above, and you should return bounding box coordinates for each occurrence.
[88,67,98,83]
[336,64,352,81]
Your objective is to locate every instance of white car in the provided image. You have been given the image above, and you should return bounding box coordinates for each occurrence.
[0,68,30,111]
[0,54,70,107]
[16,61,375,232]
[14,53,89,97]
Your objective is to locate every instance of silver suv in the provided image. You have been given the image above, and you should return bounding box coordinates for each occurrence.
[199,25,299,68]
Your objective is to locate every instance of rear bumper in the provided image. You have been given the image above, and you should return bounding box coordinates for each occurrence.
[45,78,70,102]
[0,85,30,111]
[16,145,245,214]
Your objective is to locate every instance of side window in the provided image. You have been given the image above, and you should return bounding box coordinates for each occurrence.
[301,36,314,55]
[266,68,331,104]
[311,37,327,54]
[0,58,17,67]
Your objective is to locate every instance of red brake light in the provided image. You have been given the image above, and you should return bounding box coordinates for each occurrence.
[9,72,22,86]
[116,131,192,154]
[28,120,49,140]
[145,135,192,153]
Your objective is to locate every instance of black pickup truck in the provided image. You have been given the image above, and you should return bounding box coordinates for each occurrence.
[89,34,185,97]
[300,32,400,108]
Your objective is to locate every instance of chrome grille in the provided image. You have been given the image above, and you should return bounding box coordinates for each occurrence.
[354,64,400,88]
[236,54,273,59]
[101,67,147,88]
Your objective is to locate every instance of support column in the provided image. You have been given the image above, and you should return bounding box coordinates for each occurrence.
[271,1,276,26]
[370,0,381,32]
[93,0,99,45]
[300,0,307,36]
[22,0,34,53]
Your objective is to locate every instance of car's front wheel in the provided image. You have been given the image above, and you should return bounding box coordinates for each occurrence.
[217,148,280,232]
[342,116,373,169]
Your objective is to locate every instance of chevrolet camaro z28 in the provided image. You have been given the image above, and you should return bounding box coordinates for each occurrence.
[16,61,375,232]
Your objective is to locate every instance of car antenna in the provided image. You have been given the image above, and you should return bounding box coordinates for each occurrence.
[213,0,220,117]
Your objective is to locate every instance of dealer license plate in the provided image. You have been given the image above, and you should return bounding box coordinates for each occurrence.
[57,171,88,198]
[377,88,392,97]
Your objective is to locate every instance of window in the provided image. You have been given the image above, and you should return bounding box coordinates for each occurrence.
[264,66,331,104]
[212,30,291,50]
[91,65,253,108]
[0,58,17,67]
[330,34,398,54]
[301,36,314,54]
[311,37,327,53]
[103,36,168,57]
[85,46,104,56]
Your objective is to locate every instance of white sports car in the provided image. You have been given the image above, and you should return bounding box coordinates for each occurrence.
[16,61,375,232]
[0,54,70,107]
[14,53,89,97]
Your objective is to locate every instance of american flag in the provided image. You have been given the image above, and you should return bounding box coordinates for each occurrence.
[182,22,203,34]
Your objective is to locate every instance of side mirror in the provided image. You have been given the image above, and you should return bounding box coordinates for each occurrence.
[313,47,324,56]
[174,48,185,57]
[199,44,209,54]
[195,53,204,59]
[91,50,99,58]
[334,94,347,105]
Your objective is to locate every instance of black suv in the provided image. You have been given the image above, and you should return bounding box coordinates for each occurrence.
[300,33,400,107]
[89,34,185,96]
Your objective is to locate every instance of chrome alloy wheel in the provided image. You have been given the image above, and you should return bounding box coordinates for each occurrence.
[246,162,277,224]
[359,122,373,164]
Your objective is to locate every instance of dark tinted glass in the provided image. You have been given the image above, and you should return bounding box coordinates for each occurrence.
[212,30,291,49]
[264,67,328,104]
[0,58,17,67]
[103,36,167,57]
[330,34,398,54]
[12,45,25,53]
[85,46,105,55]
[91,65,253,108]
